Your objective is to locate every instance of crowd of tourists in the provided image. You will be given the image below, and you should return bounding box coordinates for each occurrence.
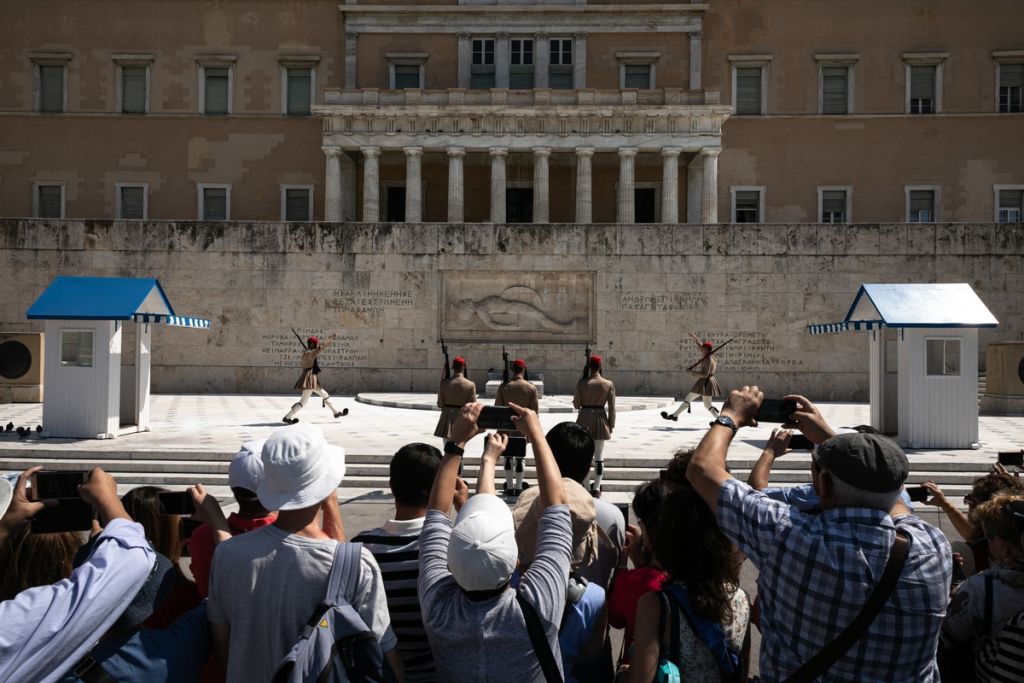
[2,387,1024,682]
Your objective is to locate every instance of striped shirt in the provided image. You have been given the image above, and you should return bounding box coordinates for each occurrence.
[353,518,434,682]
[977,609,1024,682]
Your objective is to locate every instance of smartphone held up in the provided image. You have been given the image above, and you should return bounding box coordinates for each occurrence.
[29,470,94,534]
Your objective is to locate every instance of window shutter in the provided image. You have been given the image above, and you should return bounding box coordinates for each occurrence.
[285,189,310,221]
[393,65,421,89]
[548,70,573,90]
[470,71,495,89]
[1001,63,1024,88]
[821,66,848,114]
[40,65,64,113]
[910,65,935,100]
[1000,189,1023,210]
[38,186,62,218]
[623,64,651,89]
[822,190,846,215]
[287,68,311,115]
[122,66,147,113]
[735,190,760,222]
[204,67,229,114]
[510,69,534,89]
[735,67,762,115]
[120,187,145,219]
[203,188,227,220]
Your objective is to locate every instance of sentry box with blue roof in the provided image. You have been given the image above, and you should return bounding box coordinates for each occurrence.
[809,283,998,449]
[27,276,211,439]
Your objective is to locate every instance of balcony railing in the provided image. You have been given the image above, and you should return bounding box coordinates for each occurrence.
[321,87,721,108]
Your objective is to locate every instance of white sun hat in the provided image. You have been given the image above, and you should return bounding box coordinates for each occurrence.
[257,425,345,511]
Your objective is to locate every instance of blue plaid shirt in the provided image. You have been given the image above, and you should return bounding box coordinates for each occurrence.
[717,478,951,682]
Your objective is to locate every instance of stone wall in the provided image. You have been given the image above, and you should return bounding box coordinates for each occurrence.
[1,219,1021,399]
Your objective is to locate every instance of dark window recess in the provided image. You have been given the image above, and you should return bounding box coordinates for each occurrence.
[634,188,657,223]
[287,68,311,115]
[909,65,935,114]
[734,191,760,223]
[203,188,227,220]
[821,190,846,223]
[40,65,64,113]
[386,186,406,222]
[999,63,1023,113]
[821,66,848,114]
[623,64,651,89]
[121,66,147,113]
[285,189,310,221]
[908,190,935,222]
[393,65,421,89]
[506,188,533,223]
[204,67,229,115]
[120,186,145,219]
[37,185,62,218]
[735,67,762,115]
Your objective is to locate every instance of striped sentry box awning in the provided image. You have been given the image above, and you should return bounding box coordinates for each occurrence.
[807,320,883,336]
[133,313,212,328]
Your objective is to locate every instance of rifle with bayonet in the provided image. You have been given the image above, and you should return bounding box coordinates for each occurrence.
[441,338,451,381]
[501,346,510,385]
[686,337,736,371]
[581,343,592,381]
[291,327,322,375]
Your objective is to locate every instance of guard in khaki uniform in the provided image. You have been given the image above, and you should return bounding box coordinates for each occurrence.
[662,336,721,421]
[495,358,540,496]
[283,335,348,424]
[573,355,616,494]
[433,356,477,441]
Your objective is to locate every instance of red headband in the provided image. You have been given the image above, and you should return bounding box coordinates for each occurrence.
[452,357,466,365]
[701,342,713,350]
[513,359,527,369]
[307,336,319,346]
[589,355,602,364]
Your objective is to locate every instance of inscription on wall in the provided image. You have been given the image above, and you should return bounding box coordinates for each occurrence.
[694,330,804,373]
[326,290,414,315]
[441,271,595,343]
[259,329,369,368]
[621,293,708,311]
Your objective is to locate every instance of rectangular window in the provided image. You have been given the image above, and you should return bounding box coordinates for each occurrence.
[286,67,312,115]
[821,66,849,115]
[471,39,495,90]
[282,187,312,222]
[510,39,534,89]
[60,330,94,368]
[203,66,230,115]
[733,189,762,223]
[909,65,936,114]
[926,338,960,377]
[623,64,652,89]
[820,189,848,223]
[393,64,421,89]
[908,189,936,222]
[199,185,230,220]
[735,67,763,115]
[549,38,573,90]
[121,66,147,114]
[39,65,65,113]
[34,184,64,219]
[999,63,1023,113]
[117,185,146,219]
[998,188,1023,223]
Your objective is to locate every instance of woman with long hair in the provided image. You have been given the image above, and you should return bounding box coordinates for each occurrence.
[0,525,81,601]
[624,487,750,682]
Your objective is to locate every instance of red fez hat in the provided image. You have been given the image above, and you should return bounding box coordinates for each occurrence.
[589,355,602,364]
[701,341,713,350]
[307,336,319,346]
[513,359,527,369]
[452,356,466,365]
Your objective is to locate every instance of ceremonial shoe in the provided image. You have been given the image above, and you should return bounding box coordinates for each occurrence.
[283,417,299,425]
[333,409,348,418]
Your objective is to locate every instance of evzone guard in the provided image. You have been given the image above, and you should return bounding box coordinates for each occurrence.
[434,341,477,442]
[494,355,539,496]
[573,353,615,495]
[282,332,348,424]
[661,332,727,421]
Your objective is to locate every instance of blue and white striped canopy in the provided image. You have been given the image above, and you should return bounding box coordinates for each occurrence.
[133,313,211,329]
[807,320,883,336]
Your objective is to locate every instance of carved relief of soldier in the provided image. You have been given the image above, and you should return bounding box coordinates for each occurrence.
[494,357,540,496]
[283,333,349,424]
[573,354,615,495]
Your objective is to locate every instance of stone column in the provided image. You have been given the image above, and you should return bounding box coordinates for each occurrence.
[661,147,682,224]
[617,147,638,224]
[345,32,358,89]
[457,33,471,89]
[535,33,549,89]
[533,147,551,224]
[489,147,508,223]
[361,146,380,222]
[404,146,423,223]
[495,32,510,89]
[700,148,720,224]
[446,147,465,223]
[573,33,587,89]
[575,147,594,224]
[689,31,702,91]
[323,145,343,222]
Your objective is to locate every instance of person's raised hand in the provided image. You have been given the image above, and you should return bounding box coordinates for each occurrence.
[767,428,792,458]
[993,462,1021,481]
[453,477,469,512]
[189,484,227,525]
[623,523,650,568]
[449,402,485,445]
[508,402,542,438]
[78,467,129,525]
[0,467,55,534]
[721,386,763,428]
[782,394,835,445]
[482,432,508,460]
[921,480,948,508]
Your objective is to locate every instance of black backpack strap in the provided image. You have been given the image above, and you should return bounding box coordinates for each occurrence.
[656,590,682,668]
[984,573,994,639]
[517,592,564,683]
[784,529,911,683]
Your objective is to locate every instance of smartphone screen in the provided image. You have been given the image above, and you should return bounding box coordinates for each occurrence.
[757,399,797,423]
[788,434,815,451]
[478,406,517,431]
[614,502,630,526]
[905,485,929,503]
[157,491,196,516]
[32,471,86,500]
[31,499,95,533]
[998,451,1024,469]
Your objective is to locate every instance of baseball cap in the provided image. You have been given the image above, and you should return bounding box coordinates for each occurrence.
[447,493,518,591]
[513,478,600,572]
[229,439,266,493]
[813,432,909,493]
[258,425,345,511]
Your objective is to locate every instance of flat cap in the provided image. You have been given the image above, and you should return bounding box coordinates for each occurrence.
[813,432,909,493]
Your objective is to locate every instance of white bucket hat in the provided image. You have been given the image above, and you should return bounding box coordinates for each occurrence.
[447,493,518,591]
[258,426,345,511]
[229,439,267,493]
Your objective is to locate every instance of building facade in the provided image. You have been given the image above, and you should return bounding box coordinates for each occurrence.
[1,0,1021,225]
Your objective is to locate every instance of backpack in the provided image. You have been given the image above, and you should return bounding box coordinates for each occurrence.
[658,584,743,683]
[272,542,386,683]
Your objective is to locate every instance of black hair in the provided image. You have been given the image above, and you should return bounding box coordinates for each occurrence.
[390,443,443,508]
[545,422,595,484]
[632,478,677,533]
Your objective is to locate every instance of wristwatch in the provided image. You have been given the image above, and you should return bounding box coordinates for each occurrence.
[710,415,739,433]
[443,441,465,456]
